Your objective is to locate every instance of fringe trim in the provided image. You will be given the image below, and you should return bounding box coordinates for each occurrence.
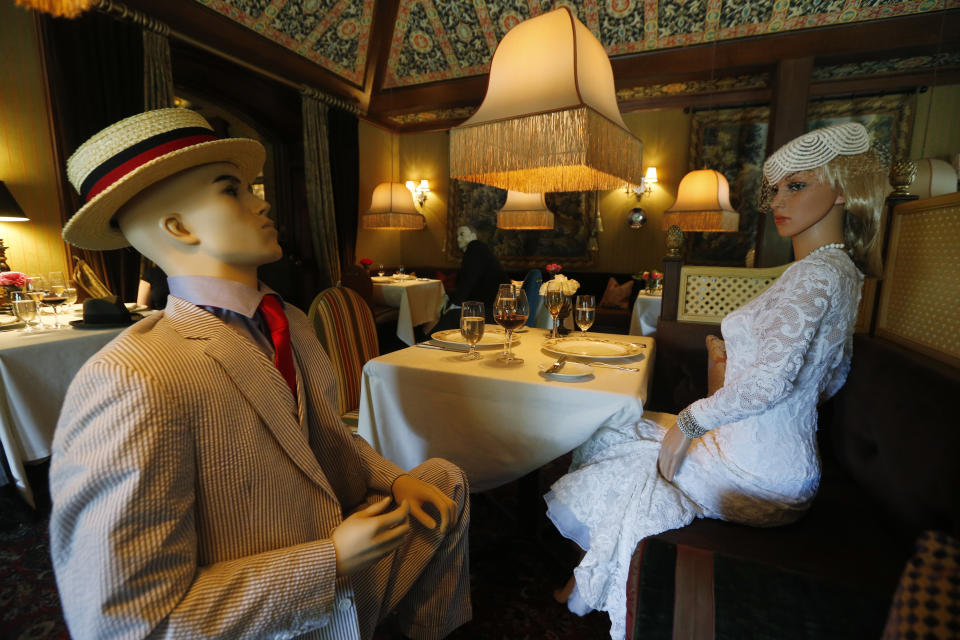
[497,210,555,229]
[361,212,425,231]
[451,106,643,192]
[662,210,740,232]
[17,0,95,18]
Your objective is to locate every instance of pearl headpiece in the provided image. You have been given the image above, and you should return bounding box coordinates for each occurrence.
[763,122,871,184]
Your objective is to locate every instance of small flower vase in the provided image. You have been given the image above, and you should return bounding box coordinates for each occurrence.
[556,296,572,336]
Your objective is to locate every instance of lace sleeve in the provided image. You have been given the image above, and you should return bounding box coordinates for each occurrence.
[685,263,837,432]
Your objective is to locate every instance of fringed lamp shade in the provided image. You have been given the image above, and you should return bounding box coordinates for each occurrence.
[14,0,95,18]
[663,170,740,232]
[497,190,554,230]
[361,182,425,231]
[450,7,643,193]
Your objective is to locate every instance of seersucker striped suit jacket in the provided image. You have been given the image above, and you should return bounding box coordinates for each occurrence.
[49,295,442,639]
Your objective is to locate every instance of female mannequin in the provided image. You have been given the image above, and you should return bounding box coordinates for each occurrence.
[545,122,887,639]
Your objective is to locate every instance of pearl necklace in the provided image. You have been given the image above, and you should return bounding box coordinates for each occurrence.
[807,242,846,258]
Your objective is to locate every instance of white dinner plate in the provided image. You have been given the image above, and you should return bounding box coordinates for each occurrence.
[542,337,643,359]
[538,361,593,380]
[371,276,392,283]
[430,326,519,349]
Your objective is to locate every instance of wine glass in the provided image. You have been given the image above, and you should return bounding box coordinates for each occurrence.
[26,275,46,327]
[493,284,529,363]
[42,292,68,329]
[574,294,595,337]
[397,264,405,279]
[377,263,385,277]
[459,301,484,360]
[545,280,565,339]
[10,291,39,332]
[49,271,66,296]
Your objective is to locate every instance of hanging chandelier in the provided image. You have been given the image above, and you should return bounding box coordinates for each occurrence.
[449,7,643,194]
[497,190,554,230]
[663,169,740,232]
[361,182,425,231]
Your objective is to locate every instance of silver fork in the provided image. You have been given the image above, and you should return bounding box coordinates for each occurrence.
[588,362,639,372]
[544,355,568,373]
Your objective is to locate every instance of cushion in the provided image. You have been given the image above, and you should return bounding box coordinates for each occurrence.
[436,270,457,292]
[599,277,634,310]
[706,335,727,396]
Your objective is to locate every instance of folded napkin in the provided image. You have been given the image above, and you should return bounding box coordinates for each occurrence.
[82,295,134,325]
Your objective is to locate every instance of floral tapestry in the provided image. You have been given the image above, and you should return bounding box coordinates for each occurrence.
[447,180,598,269]
[806,93,915,164]
[688,106,770,266]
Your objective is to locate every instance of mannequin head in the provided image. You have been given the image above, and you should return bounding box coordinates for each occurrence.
[118,162,280,286]
[456,225,478,251]
[763,122,886,275]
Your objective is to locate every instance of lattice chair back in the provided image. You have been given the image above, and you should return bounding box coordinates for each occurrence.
[875,192,960,368]
[521,268,543,327]
[307,286,379,429]
[677,264,791,324]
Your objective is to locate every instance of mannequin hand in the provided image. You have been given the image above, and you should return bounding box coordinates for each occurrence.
[392,474,456,534]
[657,424,692,482]
[331,497,410,576]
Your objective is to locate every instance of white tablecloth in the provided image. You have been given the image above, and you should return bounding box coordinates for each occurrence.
[357,330,655,491]
[372,278,446,345]
[629,292,663,336]
[0,306,148,506]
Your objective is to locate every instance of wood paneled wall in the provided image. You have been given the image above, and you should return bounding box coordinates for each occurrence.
[0,3,69,280]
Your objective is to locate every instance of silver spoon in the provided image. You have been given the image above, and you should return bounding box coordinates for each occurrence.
[544,355,568,373]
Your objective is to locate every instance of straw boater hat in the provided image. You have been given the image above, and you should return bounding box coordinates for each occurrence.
[63,108,265,251]
[763,122,870,184]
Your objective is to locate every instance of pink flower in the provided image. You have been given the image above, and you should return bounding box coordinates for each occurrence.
[360,258,373,266]
[545,263,562,274]
[0,271,27,287]
[652,270,663,280]
[642,271,650,280]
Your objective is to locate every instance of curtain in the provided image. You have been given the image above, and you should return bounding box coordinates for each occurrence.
[44,11,143,302]
[302,94,341,289]
[327,107,359,270]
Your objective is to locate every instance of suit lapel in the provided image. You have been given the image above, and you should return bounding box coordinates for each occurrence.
[164,297,336,500]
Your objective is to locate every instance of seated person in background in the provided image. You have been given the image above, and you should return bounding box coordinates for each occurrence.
[135,262,169,309]
[435,224,506,329]
[545,122,886,639]
[50,108,471,640]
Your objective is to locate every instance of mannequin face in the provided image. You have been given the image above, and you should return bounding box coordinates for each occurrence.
[456,225,477,251]
[769,170,844,238]
[118,161,281,278]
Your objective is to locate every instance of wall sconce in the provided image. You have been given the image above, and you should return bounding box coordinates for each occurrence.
[629,167,658,198]
[405,179,430,206]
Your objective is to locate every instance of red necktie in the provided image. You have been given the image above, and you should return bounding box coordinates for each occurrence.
[258,294,297,403]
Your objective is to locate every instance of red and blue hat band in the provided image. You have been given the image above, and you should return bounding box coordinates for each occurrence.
[80,126,218,203]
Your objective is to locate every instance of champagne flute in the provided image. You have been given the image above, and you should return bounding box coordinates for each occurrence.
[574,294,595,337]
[459,301,484,360]
[545,280,565,339]
[11,292,39,332]
[493,284,528,363]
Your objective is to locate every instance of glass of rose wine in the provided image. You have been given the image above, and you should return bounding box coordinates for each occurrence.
[493,284,529,363]
[574,294,595,337]
[459,301,485,360]
[545,280,565,339]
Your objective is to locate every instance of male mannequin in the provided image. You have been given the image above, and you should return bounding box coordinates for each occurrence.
[50,109,471,639]
[436,224,505,329]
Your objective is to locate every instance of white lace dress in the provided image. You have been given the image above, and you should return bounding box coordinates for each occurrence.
[545,248,863,639]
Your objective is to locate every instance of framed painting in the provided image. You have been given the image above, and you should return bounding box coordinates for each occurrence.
[688,106,771,266]
[446,179,598,269]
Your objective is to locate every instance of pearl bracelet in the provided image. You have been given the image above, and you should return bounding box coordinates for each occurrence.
[676,408,707,439]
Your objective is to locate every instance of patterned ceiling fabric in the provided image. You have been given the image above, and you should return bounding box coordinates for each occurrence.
[193,1,953,89]
[193,0,374,86]
[383,0,952,88]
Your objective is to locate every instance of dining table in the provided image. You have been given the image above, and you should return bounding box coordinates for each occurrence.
[0,304,152,506]
[357,328,655,492]
[371,275,446,345]
[629,290,663,336]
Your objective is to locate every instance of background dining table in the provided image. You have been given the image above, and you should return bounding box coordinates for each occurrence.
[357,329,655,491]
[371,276,446,345]
[0,305,151,506]
[629,290,663,336]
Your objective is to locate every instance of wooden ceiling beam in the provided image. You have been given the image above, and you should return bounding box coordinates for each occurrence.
[361,0,400,112]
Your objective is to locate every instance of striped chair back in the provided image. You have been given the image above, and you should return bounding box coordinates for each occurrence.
[307,286,379,421]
